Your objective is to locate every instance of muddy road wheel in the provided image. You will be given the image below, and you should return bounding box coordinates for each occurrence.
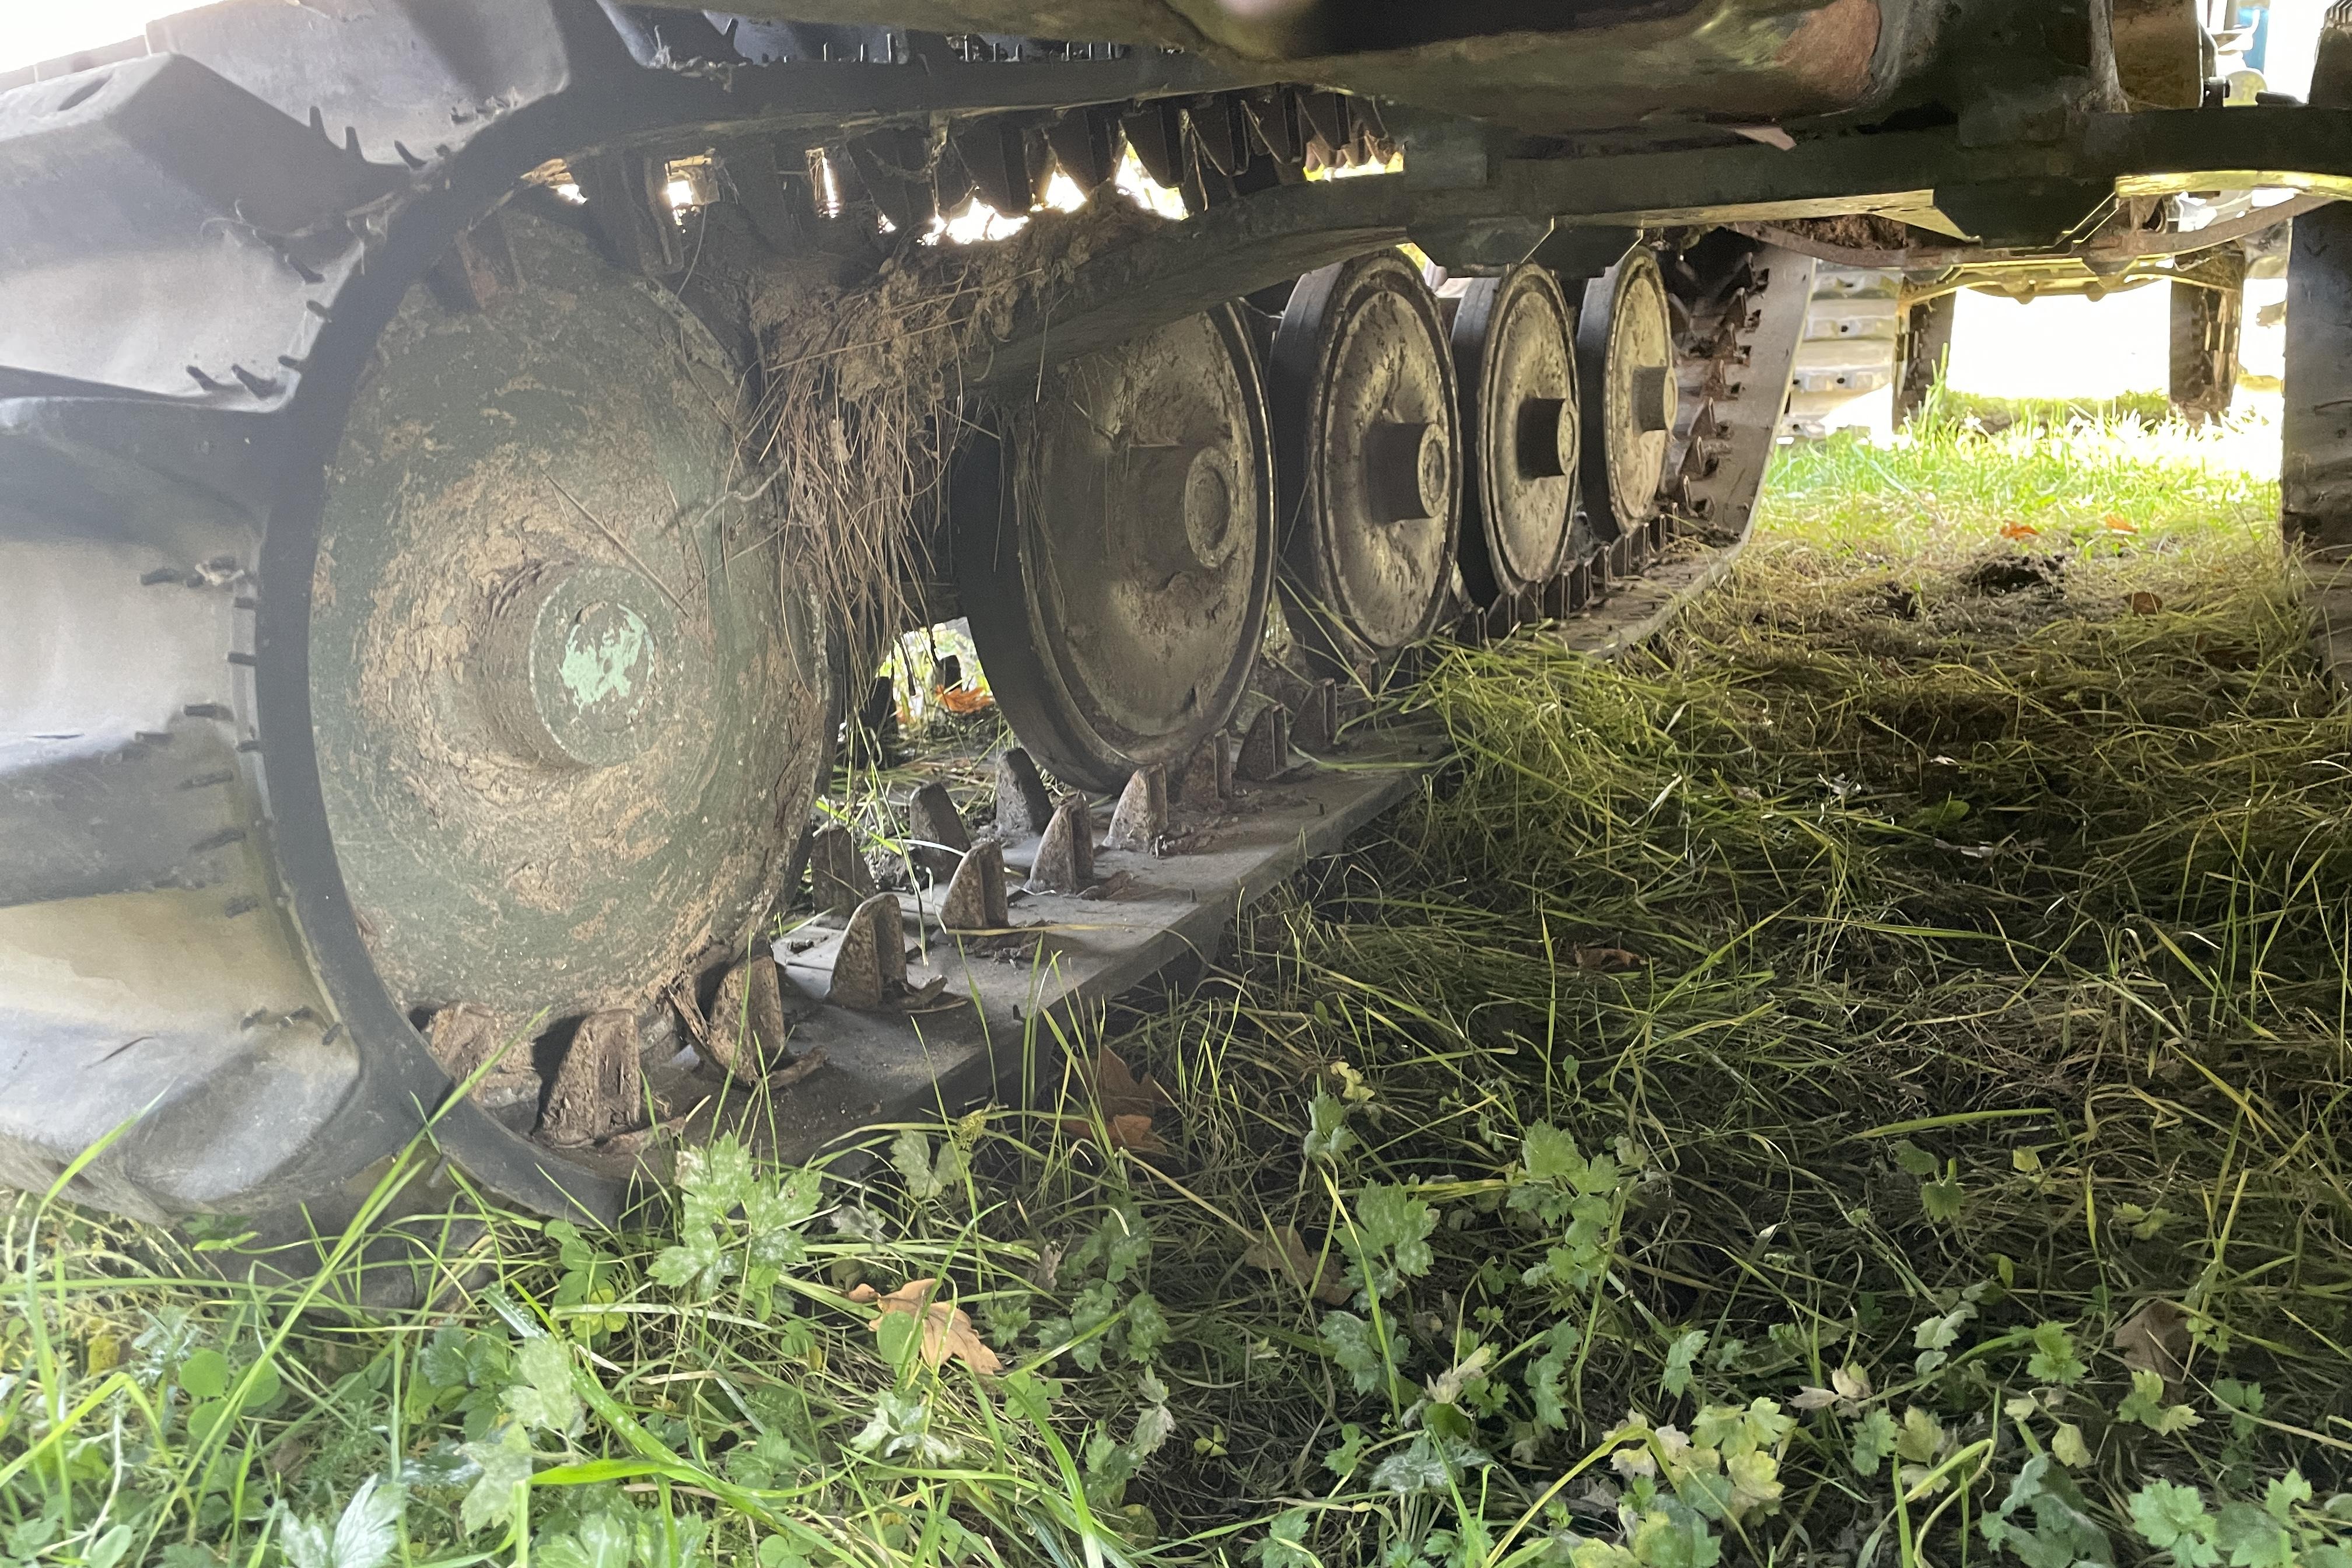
[1442,264,1580,608]
[1576,246,1677,542]
[953,304,1276,791]
[0,202,828,1221]
[313,209,827,1055]
[1272,250,1460,663]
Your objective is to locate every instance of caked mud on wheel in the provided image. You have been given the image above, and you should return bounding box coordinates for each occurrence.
[313,211,827,1048]
[953,305,1276,791]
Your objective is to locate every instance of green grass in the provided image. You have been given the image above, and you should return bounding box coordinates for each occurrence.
[9,400,2352,1568]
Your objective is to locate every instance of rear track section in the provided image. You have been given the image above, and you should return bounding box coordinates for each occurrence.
[0,0,1867,1228]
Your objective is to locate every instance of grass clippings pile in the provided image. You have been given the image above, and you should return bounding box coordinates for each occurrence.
[8,402,2352,1568]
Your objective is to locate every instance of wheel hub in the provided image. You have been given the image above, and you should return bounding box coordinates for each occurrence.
[478,563,691,769]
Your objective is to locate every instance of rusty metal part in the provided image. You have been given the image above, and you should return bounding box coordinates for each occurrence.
[707,956,794,1080]
[830,893,911,1010]
[1236,704,1292,781]
[1576,247,1677,544]
[1027,793,1097,892]
[540,1010,643,1147]
[956,306,1277,792]
[1272,250,1460,662]
[1660,237,1820,543]
[1106,766,1170,850]
[940,841,1013,931]
[2169,244,2246,422]
[993,748,1056,836]
[1176,732,1235,804]
[908,781,971,882]
[811,824,878,914]
[1444,264,1580,607]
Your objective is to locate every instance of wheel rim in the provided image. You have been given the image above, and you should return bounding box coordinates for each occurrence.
[308,209,827,1020]
[1449,264,1579,604]
[1273,250,1460,657]
[956,304,1276,791]
[1577,247,1676,541]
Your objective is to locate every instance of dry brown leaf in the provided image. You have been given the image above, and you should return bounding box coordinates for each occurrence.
[2129,591,2162,615]
[849,1278,1002,1376]
[1574,946,1648,973]
[2113,1298,2191,1394]
[1999,520,2040,541]
[1094,1045,1175,1119]
[1244,1224,1352,1306]
[1059,1112,1169,1155]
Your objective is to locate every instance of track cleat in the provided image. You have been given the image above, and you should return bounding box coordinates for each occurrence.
[540,1010,643,1148]
[1105,766,1168,851]
[908,782,971,882]
[1292,679,1340,753]
[1236,704,1292,781]
[1027,793,1097,892]
[1175,732,1234,806]
[423,1004,541,1121]
[940,841,1013,932]
[994,747,1056,837]
[830,894,911,1010]
[707,956,793,1081]
[811,824,877,915]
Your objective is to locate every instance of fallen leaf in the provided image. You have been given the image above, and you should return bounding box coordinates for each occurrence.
[1093,1045,1175,1119]
[937,685,995,715]
[2102,514,2138,534]
[1574,946,1648,973]
[1999,521,2040,540]
[1058,1112,1170,1156]
[1244,1225,1351,1306]
[849,1278,1002,1376]
[2112,1298,2191,1395]
[1831,1365,1873,1402]
[2129,591,2162,615]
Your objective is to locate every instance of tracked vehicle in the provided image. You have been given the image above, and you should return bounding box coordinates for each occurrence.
[7,0,2351,1228]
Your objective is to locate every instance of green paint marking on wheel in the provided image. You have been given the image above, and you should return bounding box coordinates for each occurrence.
[561,604,649,713]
